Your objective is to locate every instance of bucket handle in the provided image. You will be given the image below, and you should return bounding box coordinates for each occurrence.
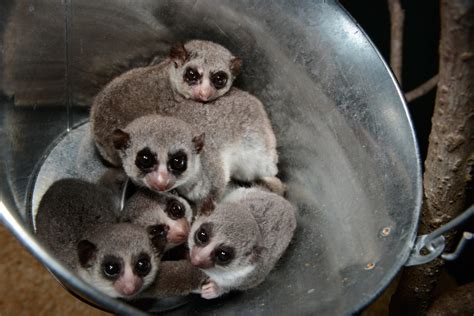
[405,205,474,267]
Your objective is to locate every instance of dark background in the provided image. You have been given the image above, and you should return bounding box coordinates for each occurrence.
[341,0,474,293]
[340,0,440,165]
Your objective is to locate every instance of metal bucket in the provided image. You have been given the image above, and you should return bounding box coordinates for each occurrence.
[0,0,422,314]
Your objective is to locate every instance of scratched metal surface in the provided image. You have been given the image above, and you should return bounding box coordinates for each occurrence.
[0,0,422,315]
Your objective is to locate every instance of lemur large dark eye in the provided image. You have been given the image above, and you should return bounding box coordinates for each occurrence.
[214,247,234,264]
[184,67,200,85]
[195,227,209,245]
[102,261,121,279]
[134,254,152,277]
[135,148,157,171]
[211,71,228,89]
[148,224,168,239]
[166,200,185,219]
[168,151,187,174]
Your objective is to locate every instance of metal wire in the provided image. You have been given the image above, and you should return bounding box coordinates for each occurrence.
[405,205,474,266]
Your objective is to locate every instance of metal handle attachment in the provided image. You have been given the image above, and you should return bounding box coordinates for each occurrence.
[405,205,474,267]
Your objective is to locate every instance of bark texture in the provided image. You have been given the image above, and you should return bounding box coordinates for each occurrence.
[388,0,405,84]
[391,0,474,315]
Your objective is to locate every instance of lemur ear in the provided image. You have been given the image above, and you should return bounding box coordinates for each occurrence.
[169,42,188,68]
[199,197,215,216]
[77,240,97,268]
[192,133,205,153]
[230,57,242,76]
[112,129,130,150]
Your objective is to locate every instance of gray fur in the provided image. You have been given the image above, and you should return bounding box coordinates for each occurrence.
[122,189,193,226]
[138,260,207,299]
[35,179,160,298]
[35,178,120,263]
[75,223,160,298]
[116,114,227,203]
[97,168,129,210]
[90,40,277,188]
[168,40,240,102]
[188,186,297,297]
[121,188,194,250]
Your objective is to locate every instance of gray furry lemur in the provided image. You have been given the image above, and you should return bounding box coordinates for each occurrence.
[188,185,297,299]
[91,40,282,197]
[36,179,205,299]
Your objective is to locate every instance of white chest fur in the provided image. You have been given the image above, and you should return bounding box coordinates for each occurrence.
[204,264,256,289]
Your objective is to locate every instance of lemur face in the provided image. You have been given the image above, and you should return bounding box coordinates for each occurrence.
[97,252,152,297]
[77,223,165,299]
[168,40,242,102]
[177,63,231,102]
[112,115,204,194]
[190,222,235,269]
[187,206,262,275]
[124,190,194,251]
[132,146,191,191]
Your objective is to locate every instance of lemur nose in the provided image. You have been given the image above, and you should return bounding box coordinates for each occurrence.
[199,87,213,100]
[190,256,214,269]
[168,229,187,243]
[175,232,187,240]
[199,92,209,101]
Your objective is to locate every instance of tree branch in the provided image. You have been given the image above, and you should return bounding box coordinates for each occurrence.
[405,74,439,102]
[388,0,405,84]
[391,0,474,314]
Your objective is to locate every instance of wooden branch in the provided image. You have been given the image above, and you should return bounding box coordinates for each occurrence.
[388,0,405,84]
[405,74,439,102]
[391,0,474,314]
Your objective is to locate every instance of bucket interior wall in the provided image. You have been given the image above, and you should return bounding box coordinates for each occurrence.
[0,0,422,314]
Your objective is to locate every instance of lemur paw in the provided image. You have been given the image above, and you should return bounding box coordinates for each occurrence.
[201,280,222,299]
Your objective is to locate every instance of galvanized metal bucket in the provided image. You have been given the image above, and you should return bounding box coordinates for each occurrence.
[0,0,424,314]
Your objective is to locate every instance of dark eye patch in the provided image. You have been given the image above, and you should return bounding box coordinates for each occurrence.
[135,147,157,172]
[194,222,213,246]
[210,71,228,90]
[183,67,201,85]
[147,224,168,239]
[101,255,123,280]
[165,199,185,219]
[133,252,152,277]
[214,245,234,265]
[168,150,187,175]
[147,224,168,252]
